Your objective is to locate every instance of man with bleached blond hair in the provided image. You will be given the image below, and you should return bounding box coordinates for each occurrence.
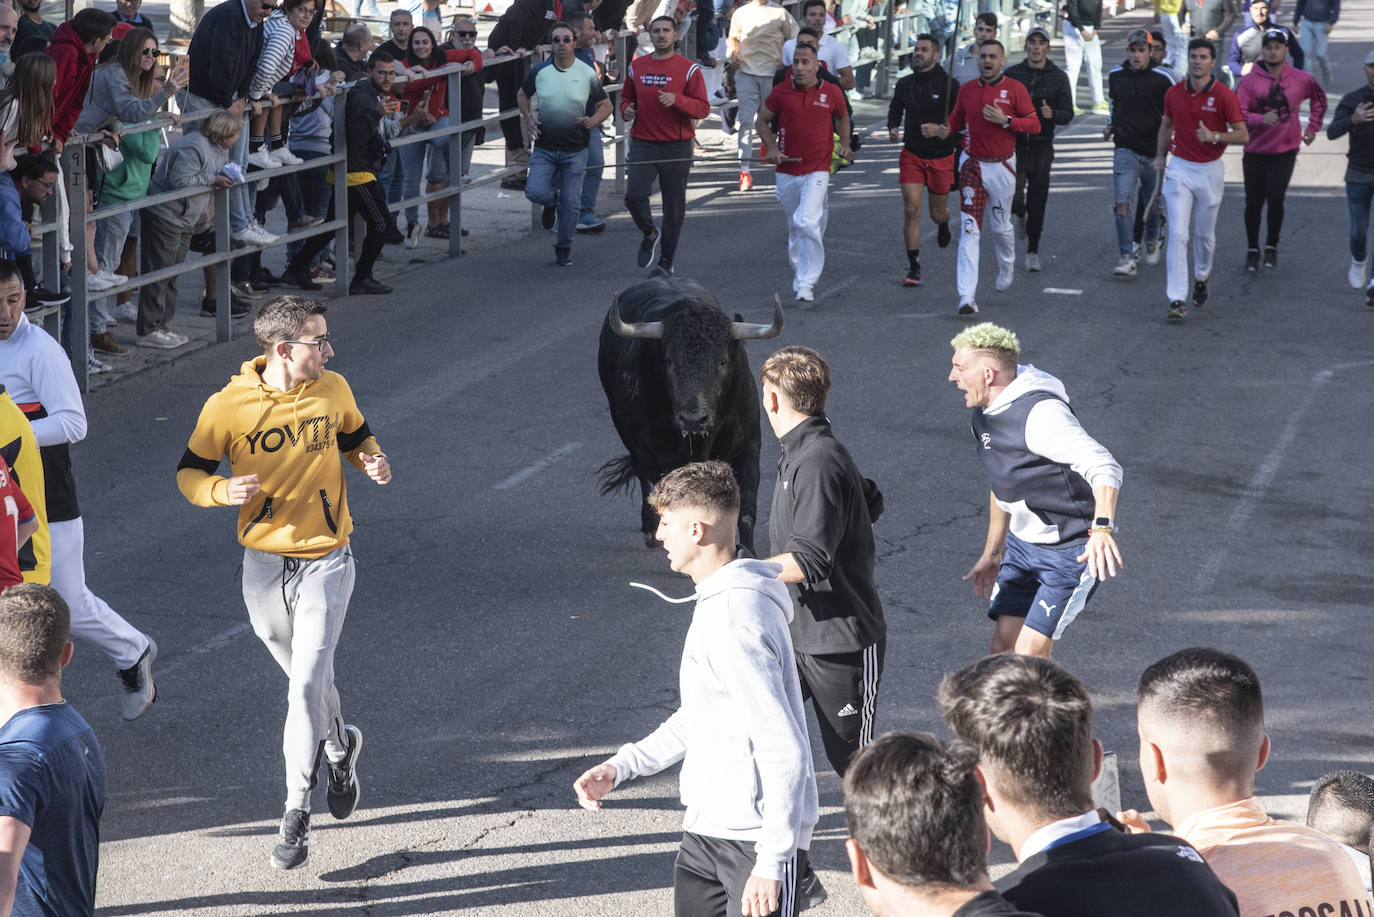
[948,323,1123,657]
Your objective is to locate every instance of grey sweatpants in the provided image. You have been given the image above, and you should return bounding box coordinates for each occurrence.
[242,545,354,811]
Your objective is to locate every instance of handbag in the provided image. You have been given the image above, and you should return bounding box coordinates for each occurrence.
[93,142,124,172]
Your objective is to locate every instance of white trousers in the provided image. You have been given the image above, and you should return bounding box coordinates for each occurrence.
[1062,23,1104,107]
[736,72,774,176]
[775,171,830,292]
[243,545,355,811]
[1163,157,1225,302]
[1159,12,1188,70]
[50,517,150,670]
[957,153,1016,303]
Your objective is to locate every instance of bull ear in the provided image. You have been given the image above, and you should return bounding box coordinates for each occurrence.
[607,292,665,339]
[730,295,785,340]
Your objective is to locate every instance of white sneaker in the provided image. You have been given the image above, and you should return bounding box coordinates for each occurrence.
[96,268,128,286]
[1130,242,1142,262]
[405,222,422,249]
[1113,255,1137,276]
[1349,257,1369,290]
[270,147,304,166]
[87,270,116,292]
[996,268,1014,291]
[1024,253,1041,272]
[233,222,279,245]
[1143,240,1161,265]
[113,302,138,323]
[795,286,814,302]
[88,353,111,374]
[247,149,277,170]
[139,328,187,349]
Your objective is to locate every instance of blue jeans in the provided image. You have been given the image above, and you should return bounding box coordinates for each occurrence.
[92,207,135,332]
[525,146,587,250]
[1347,180,1374,261]
[381,148,404,205]
[1298,19,1328,73]
[1113,148,1160,257]
[581,127,604,219]
[399,117,451,225]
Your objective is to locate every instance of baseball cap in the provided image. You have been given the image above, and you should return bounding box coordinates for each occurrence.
[1150,27,1165,43]
[1260,27,1288,46]
[1127,27,1153,47]
[1365,50,1374,65]
[1026,25,1052,42]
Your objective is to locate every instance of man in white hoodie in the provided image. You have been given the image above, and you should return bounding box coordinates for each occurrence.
[574,460,818,917]
[948,322,1123,657]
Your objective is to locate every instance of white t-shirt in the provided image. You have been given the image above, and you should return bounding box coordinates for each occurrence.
[781,33,851,71]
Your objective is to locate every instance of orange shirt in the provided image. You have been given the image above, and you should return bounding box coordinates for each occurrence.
[1175,798,1373,917]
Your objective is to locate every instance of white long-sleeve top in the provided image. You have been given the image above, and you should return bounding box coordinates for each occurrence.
[0,315,87,447]
[607,558,818,881]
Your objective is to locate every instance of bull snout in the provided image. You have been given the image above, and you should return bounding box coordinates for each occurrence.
[675,411,712,437]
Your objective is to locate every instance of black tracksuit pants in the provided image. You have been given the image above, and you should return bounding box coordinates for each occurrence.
[794,638,885,777]
[289,180,393,281]
[1012,141,1055,253]
[625,138,693,266]
[494,58,531,151]
[1242,150,1298,249]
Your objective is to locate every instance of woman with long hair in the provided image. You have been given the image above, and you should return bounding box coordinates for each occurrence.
[398,25,482,243]
[0,53,57,166]
[77,28,188,357]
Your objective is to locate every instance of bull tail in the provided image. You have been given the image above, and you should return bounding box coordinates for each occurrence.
[598,454,638,496]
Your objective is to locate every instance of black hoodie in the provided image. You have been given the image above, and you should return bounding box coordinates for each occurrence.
[1004,58,1074,146]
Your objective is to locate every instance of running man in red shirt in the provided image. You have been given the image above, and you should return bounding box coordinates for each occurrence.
[756,43,851,303]
[939,40,1040,316]
[622,16,711,277]
[1153,38,1247,321]
[0,456,38,588]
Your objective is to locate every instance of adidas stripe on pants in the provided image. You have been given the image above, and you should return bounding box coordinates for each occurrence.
[794,638,885,777]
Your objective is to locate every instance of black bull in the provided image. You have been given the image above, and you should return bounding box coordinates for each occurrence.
[597,278,784,552]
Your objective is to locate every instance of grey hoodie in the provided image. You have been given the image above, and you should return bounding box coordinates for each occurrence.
[607,558,818,881]
[145,130,230,231]
[75,63,174,134]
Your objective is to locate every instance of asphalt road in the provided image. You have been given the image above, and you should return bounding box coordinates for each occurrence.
[45,10,1374,915]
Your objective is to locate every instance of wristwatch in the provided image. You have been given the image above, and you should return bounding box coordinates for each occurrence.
[1092,516,1114,533]
[1004,115,1012,129]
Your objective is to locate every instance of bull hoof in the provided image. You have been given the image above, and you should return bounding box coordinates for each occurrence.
[642,531,657,549]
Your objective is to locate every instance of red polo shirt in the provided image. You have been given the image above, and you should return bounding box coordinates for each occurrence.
[946,74,1039,161]
[1165,76,1243,163]
[764,78,847,175]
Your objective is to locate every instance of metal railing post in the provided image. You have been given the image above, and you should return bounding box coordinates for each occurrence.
[213,184,232,342]
[332,89,350,298]
[875,0,895,97]
[38,195,60,341]
[615,32,631,192]
[63,144,90,392]
[448,69,463,261]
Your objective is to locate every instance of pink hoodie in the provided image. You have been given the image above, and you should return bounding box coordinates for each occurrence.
[1237,63,1327,155]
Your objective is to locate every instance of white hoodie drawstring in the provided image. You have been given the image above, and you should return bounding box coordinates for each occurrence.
[629,582,697,604]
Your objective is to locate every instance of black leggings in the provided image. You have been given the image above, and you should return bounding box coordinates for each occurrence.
[1242,150,1297,249]
[625,138,694,265]
[493,58,531,150]
[1012,141,1054,253]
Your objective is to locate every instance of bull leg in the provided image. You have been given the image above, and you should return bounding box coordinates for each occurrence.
[639,476,659,548]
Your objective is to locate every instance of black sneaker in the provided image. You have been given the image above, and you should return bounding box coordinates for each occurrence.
[1167,300,1187,321]
[116,638,157,720]
[637,227,660,268]
[937,221,952,248]
[798,864,828,910]
[500,173,527,190]
[541,204,557,231]
[281,267,322,291]
[957,300,977,315]
[270,809,310,870]
[1367,286,1374,309]
[251,267,283,287]
[1193,278,1208,309]
[26,286,71,310]
[350,275,393,295]
[1245,249,1260,273]
[327,725,363,819]
[904,265,922,287]
[1263,246,1277,269]
[653,259,673,277]
[381,226,406,246]
[555,246,573,267]
[200,298,253,319]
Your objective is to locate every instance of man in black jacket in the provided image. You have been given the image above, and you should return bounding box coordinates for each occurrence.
[1106,29,1175,276]
[185,0,275,247]
[939,653,1242,917]
[1006,26,1072,273]
[488,0,560,189]
[1328,52,1374,303]
[888,33,957,287]
[282,53,407,296]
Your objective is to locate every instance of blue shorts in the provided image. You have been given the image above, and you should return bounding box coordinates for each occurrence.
[987,532,1099,640]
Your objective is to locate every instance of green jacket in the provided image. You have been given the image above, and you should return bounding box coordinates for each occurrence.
[100,128,161,204]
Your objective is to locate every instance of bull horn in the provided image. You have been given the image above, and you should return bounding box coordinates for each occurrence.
[730,295,785,340]
[607,293,664,340]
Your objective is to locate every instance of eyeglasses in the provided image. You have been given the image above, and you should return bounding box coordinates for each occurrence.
[35,178,56,191]
[550,35,573,43]
[141,47,158,56]
[283,334,331,351]
[455,29,477,37]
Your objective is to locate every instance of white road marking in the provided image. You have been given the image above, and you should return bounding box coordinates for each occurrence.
[1193,360,1374,594]
[495,441,582,490]
[156,622,253,677]
[895,313,943,319]
[1042,288,1084,295]
[812,276,856,304]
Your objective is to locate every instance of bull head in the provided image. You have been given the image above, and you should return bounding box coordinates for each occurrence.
[607,294,785,341]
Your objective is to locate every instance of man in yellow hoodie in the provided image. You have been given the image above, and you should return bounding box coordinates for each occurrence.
[177,296,392,871]
[0,383,48,586]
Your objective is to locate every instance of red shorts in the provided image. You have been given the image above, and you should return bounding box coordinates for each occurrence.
[899,149,955,194]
